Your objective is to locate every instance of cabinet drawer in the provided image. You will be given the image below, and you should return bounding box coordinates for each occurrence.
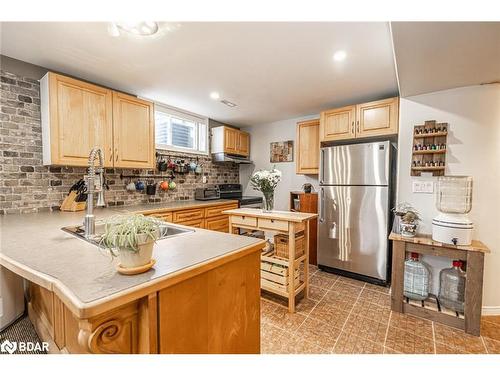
[205,203,238,218]
[173,209,204,223]
[231,215,257,228]
[258,218,289,232]
[147,212,173,222]
[180,219,204,228]
[205,216,230,232]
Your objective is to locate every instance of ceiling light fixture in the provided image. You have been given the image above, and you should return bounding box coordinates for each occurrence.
[333,50,347,62]
[210,92,220,100]
[114,22,159,36]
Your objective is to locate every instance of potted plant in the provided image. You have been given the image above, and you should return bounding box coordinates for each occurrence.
[100,214,161,269]
[249,166,282,212]
[392,203,421,237]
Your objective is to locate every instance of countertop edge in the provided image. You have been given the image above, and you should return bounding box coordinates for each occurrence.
[125,199,239,215]
[388,232,490,253]
[222,208,318,222]
[1,238,265,319]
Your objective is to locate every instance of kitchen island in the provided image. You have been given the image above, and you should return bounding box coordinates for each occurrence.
[223,208,317,313]
[0,202,265,354]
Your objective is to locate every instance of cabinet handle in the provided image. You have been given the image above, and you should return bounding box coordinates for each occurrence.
[115,149,118,162]
[357,120,360,133]
[351,121,354,134]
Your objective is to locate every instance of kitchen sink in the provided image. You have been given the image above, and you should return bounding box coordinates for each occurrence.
[62,221,194,247]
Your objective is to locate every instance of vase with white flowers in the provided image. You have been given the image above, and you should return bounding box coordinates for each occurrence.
[250,166,282,212]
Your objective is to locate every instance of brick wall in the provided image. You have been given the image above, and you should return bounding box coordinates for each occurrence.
[0,70,239,214]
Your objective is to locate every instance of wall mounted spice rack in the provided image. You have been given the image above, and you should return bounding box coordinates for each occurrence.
[411,120,448,176]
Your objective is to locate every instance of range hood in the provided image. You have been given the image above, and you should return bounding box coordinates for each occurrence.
[212,152,253,164]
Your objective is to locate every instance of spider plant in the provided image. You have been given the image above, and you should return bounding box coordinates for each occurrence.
[99,214,160,256]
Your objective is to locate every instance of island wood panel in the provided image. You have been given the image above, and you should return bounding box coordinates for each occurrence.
[158,250,260,354]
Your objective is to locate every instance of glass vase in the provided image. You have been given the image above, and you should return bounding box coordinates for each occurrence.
[262,191,274,213]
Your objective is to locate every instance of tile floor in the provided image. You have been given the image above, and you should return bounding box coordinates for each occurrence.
[261,266,500,354]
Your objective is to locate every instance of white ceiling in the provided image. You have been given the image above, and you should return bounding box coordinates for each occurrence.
[0,22,398,126]
[391,22,500,97]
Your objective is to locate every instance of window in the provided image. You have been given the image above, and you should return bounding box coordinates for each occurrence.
[155,104,208,154]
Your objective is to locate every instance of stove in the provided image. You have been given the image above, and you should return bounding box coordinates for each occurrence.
[217,184,263,208]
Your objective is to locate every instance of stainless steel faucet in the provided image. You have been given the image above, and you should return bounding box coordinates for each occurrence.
[84,147,106,239]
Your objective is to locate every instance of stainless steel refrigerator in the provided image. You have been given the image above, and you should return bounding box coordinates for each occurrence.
[318,141,393,284]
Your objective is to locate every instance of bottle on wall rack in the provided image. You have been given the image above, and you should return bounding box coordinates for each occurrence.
[438,260,466,313]
[403,252,431,301]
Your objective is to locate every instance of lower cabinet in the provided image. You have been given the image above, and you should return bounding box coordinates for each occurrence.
[142,203,238,233]
[205,216,230,232]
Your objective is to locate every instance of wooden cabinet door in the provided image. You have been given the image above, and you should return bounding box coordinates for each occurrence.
[356,97,399,138]
[296,119,319,174]
[223,127,238,154]
[320,105,356,142]
[46,73,113,167]
[112,92,155,169]
[237,131,250,156]
[205,216,230,233]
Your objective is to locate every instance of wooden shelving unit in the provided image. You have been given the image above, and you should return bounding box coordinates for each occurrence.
[224,208,317,313]
[411,120,448,176]
[289,191,318,265]
[389,232,490,336]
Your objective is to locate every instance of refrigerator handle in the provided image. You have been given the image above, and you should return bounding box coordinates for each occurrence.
[319,187,325,223]
[320,149,325,184]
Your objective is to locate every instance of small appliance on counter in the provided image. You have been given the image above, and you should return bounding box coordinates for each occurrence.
[432,176,474,246]
[194,187,220,201]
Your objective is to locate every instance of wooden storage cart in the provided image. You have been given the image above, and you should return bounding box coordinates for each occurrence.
[224,208,317,313]
[389,232,490,336]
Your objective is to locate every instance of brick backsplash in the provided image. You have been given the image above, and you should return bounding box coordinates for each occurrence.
[0,70,239,214]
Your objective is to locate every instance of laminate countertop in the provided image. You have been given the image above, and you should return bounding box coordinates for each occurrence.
[0,202,263,318]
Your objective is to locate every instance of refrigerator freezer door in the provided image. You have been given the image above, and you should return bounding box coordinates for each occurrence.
[320,141,390,186]
[318,185,389,281]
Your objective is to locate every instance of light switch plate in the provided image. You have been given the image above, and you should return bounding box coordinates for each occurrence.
[202,176,207,184]
[412,180,434,194]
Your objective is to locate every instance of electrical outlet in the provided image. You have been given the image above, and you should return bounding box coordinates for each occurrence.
[202,176,207,184]
[412,180,434,194]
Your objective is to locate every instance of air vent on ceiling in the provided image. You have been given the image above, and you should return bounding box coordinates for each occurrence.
[220,100,237,107]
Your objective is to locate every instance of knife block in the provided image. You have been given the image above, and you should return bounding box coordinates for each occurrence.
[60,191,86,212]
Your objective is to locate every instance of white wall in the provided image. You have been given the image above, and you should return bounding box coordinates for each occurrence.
[397,84,500,312]
[240,115,320,210]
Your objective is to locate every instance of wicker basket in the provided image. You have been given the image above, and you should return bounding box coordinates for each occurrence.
[274,231,305,259]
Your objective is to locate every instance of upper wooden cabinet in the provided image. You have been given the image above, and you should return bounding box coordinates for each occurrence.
[237,131,250,156]
[112,92,155,169]
[223,127,238,153]
[211,126,250,157]
[320,97,399,142]
[356,97,399,138]
[320,105,356,142]
[41,73,114,167]
[41,72,155,168]
[296,119,320,174]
